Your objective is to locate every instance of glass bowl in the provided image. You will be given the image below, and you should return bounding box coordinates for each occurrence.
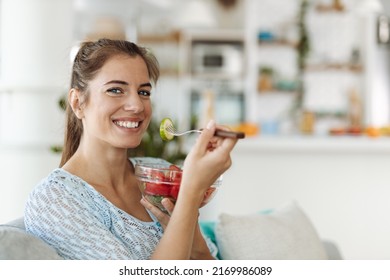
[135,162,222,212]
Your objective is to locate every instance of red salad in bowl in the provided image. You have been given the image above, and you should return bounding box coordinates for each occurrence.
[135,161,222,212]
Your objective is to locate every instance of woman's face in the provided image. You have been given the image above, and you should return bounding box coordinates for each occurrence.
[80,54,152,149]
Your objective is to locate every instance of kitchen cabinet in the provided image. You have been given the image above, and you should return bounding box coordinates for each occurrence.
[304,2,364,129]
[245,0,366,135]
[180,29,246,129]
[138,31,183,77]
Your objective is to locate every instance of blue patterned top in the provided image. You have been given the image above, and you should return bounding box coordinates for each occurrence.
[24,158,217,260]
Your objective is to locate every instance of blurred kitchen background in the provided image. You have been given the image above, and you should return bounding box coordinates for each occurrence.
[2,0,390,259]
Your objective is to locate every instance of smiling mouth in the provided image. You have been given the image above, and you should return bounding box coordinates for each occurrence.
[113,121,140,128]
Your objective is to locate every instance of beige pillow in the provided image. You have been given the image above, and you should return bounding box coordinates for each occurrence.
[215,201,328,260]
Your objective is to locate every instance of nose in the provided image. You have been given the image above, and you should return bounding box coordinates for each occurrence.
[123,92,144,113]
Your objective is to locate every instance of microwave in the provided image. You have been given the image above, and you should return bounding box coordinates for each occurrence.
[191,41,244,77]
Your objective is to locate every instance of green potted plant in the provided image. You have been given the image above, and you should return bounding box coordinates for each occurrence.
[258,66,275,92]
[294,0,310,112]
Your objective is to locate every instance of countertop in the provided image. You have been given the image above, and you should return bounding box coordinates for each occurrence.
[233,135,390,153]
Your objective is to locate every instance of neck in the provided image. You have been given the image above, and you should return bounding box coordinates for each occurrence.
[63,138,133,189]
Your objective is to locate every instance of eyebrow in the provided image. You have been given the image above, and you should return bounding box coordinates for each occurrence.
[104,80,152,88]
[140,82,152,88]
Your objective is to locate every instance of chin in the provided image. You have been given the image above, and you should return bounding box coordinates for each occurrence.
[123,140,143,149]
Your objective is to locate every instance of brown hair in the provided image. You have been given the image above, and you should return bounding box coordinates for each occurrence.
[59,38,160,167]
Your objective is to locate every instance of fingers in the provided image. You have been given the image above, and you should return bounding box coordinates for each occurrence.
[182,120,238,194]
[140,197,170,228]
[208,131,237,172]
[220,136,238,153]
[161,198,175,215]
[193,120,216,153]
[194,120,239,155]
[214,124,239,152]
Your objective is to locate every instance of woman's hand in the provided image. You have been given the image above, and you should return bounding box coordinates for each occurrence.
[140,197,174,230]
[180,120,238,204]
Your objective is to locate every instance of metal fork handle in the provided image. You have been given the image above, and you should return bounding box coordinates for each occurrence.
[172,129,202,136]
[214,129,245,139]
[197,128,245,139]
[168,126,245,139]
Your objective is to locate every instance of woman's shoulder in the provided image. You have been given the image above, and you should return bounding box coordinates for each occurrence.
[39,168,82,186]
[29,168,86,199]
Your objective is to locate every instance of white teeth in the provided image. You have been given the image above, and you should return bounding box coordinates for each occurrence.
[115,121,139,128]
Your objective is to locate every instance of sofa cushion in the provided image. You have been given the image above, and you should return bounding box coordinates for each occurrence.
[214,201,328,260]
[5,217,25,229]
[0,225,62,260]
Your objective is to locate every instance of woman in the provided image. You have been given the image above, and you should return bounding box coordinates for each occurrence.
[24,39,238,259]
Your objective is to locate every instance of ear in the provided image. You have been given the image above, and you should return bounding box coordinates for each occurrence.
[68,88,84,119]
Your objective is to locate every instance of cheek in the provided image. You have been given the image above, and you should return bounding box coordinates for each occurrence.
[143,100,153,116]
[82,103,112,130]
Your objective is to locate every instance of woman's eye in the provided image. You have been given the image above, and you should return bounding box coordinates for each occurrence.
[107,88,123,95]
[139,90,151,97]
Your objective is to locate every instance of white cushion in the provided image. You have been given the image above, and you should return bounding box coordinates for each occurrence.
[215,201,328,260]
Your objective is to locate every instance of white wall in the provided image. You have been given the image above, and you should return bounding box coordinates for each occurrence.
[203,137,390,259]
[0,148,61,223]
[0,0,73,223]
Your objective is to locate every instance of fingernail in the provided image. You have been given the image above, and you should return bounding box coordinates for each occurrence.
[206,119,215,130]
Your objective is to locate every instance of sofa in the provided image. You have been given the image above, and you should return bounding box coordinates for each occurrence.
[0,201,342,260]
[0,217,62,259]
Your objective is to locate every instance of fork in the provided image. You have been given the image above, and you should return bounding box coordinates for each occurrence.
[165,124,245,139]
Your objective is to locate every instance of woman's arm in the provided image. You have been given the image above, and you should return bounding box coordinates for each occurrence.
[191,223,216,260]
[144,120,237,259]
[141,197,215,260]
